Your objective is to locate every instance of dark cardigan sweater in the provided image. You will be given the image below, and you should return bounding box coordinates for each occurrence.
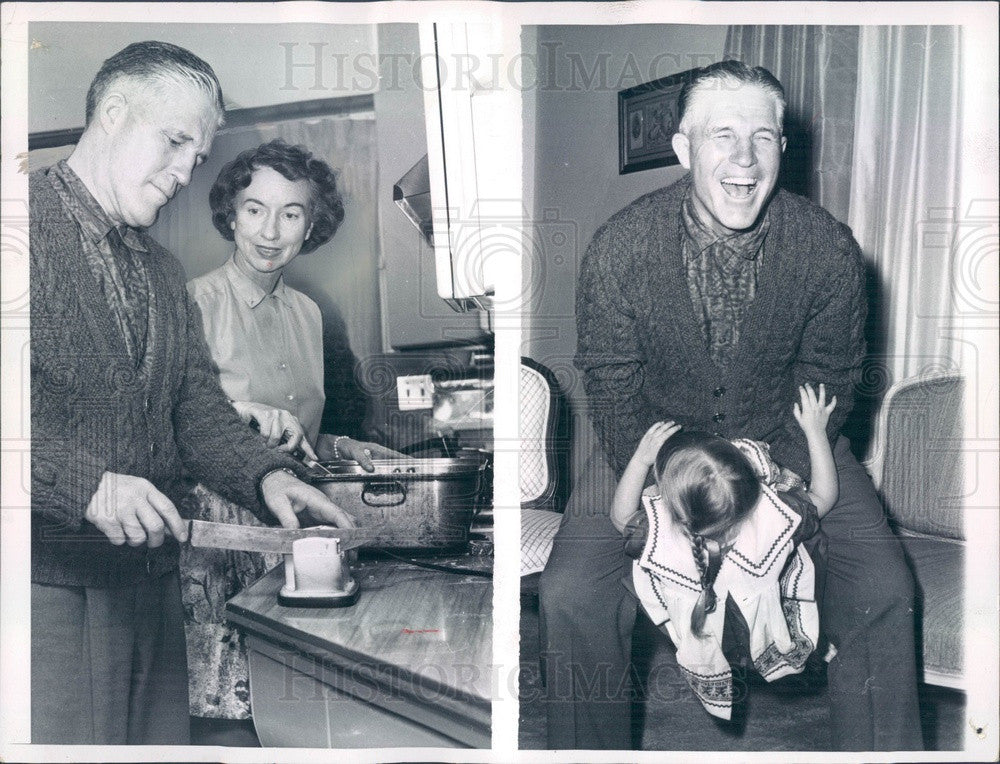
[30,168,303,587]
[576,175,866,481]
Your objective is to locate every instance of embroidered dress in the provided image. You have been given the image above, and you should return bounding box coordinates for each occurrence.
[632,484,819,720]
[629,440,820,721]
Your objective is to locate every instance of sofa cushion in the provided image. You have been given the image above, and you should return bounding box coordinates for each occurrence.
[899,533,964,681]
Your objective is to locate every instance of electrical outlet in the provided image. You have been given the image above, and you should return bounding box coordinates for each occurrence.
[396,374,434,411]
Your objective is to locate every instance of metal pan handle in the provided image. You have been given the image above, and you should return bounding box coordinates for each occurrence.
[361,479,407,507]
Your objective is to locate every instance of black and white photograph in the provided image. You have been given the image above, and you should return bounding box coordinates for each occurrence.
[516,19,999,756]
[8,15,496,752]
[1,2,997,763]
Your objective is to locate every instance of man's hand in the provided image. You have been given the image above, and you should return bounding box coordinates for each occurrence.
[316,435,406,472]
[260,469,357,530]
[232,400,318,461]
[85,471,188,547]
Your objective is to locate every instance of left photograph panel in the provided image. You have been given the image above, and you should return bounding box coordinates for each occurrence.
[27,21,493,749]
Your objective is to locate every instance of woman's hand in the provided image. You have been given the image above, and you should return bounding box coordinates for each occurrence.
[793,383,837,439]
[632,421,682,468]
[316,435,407,472]
[231,400,318,461]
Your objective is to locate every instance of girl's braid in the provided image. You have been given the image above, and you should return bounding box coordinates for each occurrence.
[690,533,720,636]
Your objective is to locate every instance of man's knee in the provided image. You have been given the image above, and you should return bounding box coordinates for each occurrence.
[539,557,624,628]
[874,552,916,609]
[539,558,589,622]
[826,548,915,633]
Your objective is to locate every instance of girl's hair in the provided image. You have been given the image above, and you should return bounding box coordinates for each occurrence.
[653,431,761,636]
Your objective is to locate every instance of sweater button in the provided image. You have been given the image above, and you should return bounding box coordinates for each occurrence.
[149,443,157,455]
[712,413,726,423]
[713,387,726,397]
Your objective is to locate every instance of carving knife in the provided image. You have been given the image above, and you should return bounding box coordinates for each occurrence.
[187,519,379,553]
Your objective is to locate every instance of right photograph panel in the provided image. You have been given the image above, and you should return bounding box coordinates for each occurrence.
[518,23,986,753]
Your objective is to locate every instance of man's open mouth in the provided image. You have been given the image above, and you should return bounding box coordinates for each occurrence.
[720,178,758,199]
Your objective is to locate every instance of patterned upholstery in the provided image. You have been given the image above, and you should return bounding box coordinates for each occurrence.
[519,359,566,580]
[520,363,552,505]
[873,372,964,539]
[867,371,965,688]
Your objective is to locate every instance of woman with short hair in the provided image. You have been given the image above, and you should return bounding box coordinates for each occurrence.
[182,139,399,745]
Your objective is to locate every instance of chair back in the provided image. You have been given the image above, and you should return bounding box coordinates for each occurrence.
[870,371,964,540]
[519,357,569,511]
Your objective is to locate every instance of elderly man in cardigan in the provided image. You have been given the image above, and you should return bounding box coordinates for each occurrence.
[30,41,355,745]
[539,61,923,751]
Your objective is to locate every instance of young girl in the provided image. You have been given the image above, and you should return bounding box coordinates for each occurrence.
[611,384,838,720]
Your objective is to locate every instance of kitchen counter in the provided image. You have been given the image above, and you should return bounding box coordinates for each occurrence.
[226,552,492,748]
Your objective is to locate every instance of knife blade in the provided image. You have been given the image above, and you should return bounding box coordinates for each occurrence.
[187,519,379,553]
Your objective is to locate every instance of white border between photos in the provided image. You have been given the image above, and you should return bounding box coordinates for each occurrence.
[2,2,998,763]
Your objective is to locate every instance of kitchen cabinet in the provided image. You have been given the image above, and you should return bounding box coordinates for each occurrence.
[226,554,492,748]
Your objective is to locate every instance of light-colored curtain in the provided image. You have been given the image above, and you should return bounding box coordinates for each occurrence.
[847,26,962,385]
[725,25,859,223]
[151,113,381,362]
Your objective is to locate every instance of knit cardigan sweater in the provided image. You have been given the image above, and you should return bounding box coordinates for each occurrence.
[576,175,866,481]
[30,168,302,588]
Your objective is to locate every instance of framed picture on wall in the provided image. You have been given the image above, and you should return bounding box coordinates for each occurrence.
[618,68,696,174]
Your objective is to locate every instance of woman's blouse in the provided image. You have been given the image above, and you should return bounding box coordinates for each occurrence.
[188,256,325,443]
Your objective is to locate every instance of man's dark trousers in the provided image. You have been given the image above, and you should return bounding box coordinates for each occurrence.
[539,436,924,751]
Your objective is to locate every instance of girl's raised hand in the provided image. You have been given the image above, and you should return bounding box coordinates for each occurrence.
[793,383,837,436]
[633,421,682,467]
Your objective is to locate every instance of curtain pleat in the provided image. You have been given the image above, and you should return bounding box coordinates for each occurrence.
[848,26,962,385]
[724,26,859,223]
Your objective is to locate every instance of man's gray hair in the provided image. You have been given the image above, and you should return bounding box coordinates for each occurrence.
[84,40,225,127]
[677,60,786,134]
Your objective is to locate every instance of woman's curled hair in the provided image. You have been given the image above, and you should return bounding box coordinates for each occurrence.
[653,430,760,636]
[209,139,345,254]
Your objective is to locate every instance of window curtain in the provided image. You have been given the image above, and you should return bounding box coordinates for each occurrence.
[847,26,963,385]
[724,25,859,223]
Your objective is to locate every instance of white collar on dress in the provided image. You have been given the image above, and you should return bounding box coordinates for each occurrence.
[224,255,294,309]
[637,483,800,593]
